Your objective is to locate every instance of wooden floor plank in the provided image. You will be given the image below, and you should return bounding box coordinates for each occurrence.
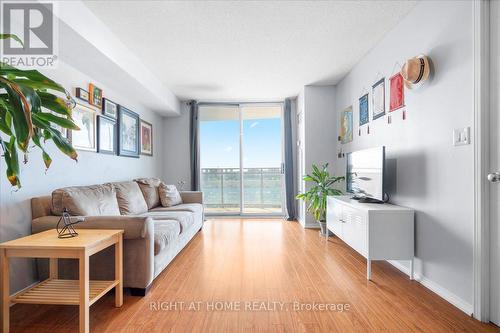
[8,219,500,332]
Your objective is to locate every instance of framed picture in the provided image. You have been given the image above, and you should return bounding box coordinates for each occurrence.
[75,88,89,102]
[68,103,97,152]
[97,115,116,154]
[140,120,153,156]
[118,105,140,158]
[340,106,353,144]
[389,73,405,112]
[359,93,369,126]
[102,98,118,119]
[372,78,385,120]
[88,83,103,108]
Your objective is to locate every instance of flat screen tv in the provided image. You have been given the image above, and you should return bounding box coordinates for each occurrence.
[346,146,385,203]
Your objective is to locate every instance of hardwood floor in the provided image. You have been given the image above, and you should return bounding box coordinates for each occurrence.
[8,219,500,332]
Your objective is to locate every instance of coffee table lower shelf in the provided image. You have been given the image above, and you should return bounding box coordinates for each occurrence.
[11,279,119,306]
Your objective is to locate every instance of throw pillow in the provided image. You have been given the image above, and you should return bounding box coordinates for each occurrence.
[159,183,183,207]
[134,177,162,209]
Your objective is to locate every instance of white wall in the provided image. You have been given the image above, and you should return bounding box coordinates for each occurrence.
[333,0,474,312]
[162,102,192,188]
[297,85,337,227]
[0,60,165,293]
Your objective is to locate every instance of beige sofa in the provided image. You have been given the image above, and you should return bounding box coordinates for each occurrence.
[31,179,203,296]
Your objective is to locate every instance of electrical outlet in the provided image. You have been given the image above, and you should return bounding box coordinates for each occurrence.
[453,127,470,146]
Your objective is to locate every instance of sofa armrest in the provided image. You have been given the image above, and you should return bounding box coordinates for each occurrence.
[180,191,203,204]
[32,215,154,240]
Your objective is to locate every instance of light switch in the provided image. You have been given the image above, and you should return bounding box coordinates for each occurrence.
[453,127,470,146]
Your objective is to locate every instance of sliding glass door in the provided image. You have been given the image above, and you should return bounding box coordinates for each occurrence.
[199,103,284,216]
[199,105,241,214]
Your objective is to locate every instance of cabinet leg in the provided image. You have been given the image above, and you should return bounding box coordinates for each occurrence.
[410,259,414,280]
[79,252,89,333]
[367,259,371,280]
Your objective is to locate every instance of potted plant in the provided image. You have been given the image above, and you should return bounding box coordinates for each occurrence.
[296,163,344,236]
[0,34,79,188]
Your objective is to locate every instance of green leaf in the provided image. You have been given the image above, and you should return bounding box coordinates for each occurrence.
[0,102,13,136]
[38,91,73,116]
[44,127,78,161]
[4,137,21,187]
[33,112,80,130]
[0,78,33,151]
[32,130,52,170]
[11,78,66,94]
[0,64,67,95]
[0,34,24,47]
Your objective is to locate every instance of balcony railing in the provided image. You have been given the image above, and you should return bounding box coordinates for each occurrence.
[201,167,283,213]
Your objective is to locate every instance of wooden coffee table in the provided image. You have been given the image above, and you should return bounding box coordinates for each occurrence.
[0,229,123,333]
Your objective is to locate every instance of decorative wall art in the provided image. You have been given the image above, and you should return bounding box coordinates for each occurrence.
[389,73,405,112]
[372,78,385,120]
[359,93,369,126]
[118,105,140,157]
[102,98,118,119]
[68,103,97,152]
[339,106,353,144]
[140,120,153,156]
[97,115,116,154]
[75,88,89,102]
[88,83,103,108]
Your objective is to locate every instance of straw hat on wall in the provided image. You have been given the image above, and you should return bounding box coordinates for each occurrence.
[400,55,430,89]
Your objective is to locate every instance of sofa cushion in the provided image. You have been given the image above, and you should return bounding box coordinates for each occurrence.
[51,184,121,216]
[153,220,181,255]
[110,181,148,215]
[134,178,161,209]
[142,210,196,234]
[159,183,183,207]
[150,203,203,215]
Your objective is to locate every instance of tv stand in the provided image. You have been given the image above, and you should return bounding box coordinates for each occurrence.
[327,196,415,280]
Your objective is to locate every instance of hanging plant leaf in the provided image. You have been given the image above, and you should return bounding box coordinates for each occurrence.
[33,112,79,130]
[0,34,78,187]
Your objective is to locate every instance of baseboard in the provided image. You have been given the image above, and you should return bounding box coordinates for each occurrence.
[387,260,473,316]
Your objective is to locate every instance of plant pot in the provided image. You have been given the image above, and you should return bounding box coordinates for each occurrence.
[318,220,330,237]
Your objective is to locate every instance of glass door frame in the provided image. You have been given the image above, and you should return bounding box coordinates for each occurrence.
[198,101,285,217]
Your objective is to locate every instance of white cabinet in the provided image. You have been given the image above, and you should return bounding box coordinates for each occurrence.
[327,196,414,280]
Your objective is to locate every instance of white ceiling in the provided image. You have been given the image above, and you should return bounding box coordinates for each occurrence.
[83,0,417,102]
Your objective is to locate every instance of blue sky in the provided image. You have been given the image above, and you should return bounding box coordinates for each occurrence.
[200,118,282,168]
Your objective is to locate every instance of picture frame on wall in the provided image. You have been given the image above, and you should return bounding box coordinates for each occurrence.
[339,106,353,144]
[88,83,103,108]
[75,88,89,103]
[102,98,118,119]
[389,73,405,112]
[359,93,369,126]
[118,105,140,158]
[140,119,153,156]
[372,78,385,120]
[97,115,117,154]
[68,103,97,152]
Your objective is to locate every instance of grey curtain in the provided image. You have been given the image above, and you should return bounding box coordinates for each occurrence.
[284,98,296,220]
[189,101,200,191]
